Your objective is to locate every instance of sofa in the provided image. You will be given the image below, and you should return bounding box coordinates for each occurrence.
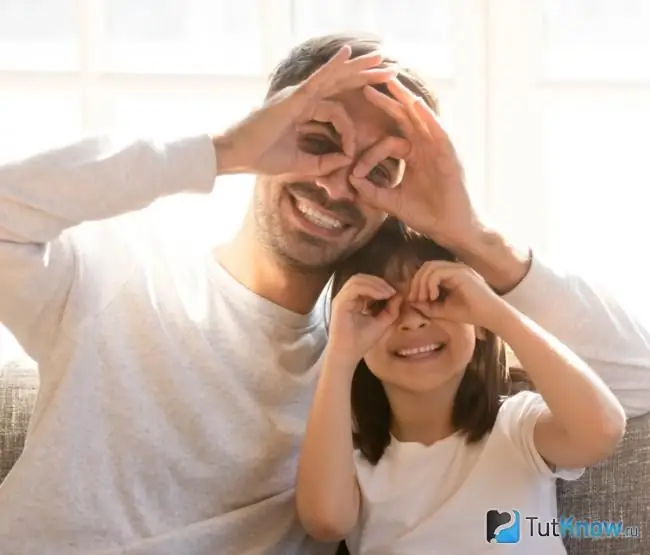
[2,357,649,554]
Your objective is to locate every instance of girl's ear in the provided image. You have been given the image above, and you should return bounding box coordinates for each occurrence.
[475,326,487,341]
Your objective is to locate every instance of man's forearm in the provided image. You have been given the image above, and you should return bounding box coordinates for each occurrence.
[0,135,216,245]
[451,228,533,295]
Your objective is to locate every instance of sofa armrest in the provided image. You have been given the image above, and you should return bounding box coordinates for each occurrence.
[558,411,650,554]
[0,359,39,483]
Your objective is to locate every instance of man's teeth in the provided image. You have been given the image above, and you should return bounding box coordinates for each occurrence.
[397,344,443,357]
[295,200,343,230]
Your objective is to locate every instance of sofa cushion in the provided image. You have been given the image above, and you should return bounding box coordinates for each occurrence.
[1,360,649,555]
[558,411,650,554]
[0,358,39,483]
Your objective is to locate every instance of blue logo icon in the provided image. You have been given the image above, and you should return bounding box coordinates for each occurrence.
[486,509,521,543]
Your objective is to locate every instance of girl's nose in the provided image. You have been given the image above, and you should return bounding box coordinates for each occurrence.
[398,303,430,331]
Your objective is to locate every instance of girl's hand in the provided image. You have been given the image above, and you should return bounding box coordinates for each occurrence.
[329,274,401,365]
[408,261,507,330]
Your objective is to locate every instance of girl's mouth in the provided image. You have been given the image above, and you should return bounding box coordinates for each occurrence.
[395,343,446,359]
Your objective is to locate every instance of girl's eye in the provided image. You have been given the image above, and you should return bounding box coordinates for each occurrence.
[433,287,449,303]
[298,135,340,155]
[366,298,388,316]
[368,165,392,188]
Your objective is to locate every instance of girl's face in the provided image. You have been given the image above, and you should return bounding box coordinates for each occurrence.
[363,273,478,395]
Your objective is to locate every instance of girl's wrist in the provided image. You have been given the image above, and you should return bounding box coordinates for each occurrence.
[485,300,523,339]
[323,345,361,377]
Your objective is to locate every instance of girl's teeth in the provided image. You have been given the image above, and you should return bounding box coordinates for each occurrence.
[398,344,442,357]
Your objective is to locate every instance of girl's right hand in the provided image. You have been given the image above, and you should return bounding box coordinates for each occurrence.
[328,274,401,366]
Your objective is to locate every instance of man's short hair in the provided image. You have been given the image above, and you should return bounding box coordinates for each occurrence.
[267,32,439,113]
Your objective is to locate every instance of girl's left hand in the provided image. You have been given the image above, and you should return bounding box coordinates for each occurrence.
[409,261,507,330]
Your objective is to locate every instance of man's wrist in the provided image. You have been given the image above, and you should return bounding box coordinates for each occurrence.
[212,133,243,176]
[449,228,532,295]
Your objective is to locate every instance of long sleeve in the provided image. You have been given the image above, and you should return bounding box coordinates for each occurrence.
[503,255,650,418]
[0,134,217,360]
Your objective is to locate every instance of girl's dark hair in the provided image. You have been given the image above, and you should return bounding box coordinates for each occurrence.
[330,219,511,464]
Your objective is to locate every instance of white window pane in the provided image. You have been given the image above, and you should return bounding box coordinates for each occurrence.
[0,89,82,160]
[152,175,254,245]
[108,84,261,240]
[432,85,486,213]
[0,327,27,364]
[542,0,650,81]
[102,0,263,75]
[542,92,650,311]
[108,84,265,136]
[0,0,77,70]
[291,0,454,78]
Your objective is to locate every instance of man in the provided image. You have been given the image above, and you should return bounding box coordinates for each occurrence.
[0,33,648,555]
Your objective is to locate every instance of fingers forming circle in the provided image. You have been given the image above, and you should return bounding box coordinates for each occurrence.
[352,135,411,180]
[310,100,356,157]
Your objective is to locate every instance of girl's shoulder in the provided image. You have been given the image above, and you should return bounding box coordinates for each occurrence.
[498,390,545,416]
[493,390,547,447]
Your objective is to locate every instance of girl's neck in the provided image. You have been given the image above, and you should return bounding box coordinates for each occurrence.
[388,380,459,446]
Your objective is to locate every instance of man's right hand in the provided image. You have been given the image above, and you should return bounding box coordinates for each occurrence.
[212,46,395,178]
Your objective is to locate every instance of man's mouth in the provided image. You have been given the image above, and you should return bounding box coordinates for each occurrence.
[294,197,345,231]
[395,343,446,359]
[287,192,355,240]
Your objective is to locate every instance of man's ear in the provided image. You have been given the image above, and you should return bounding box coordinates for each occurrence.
[475,327,487,340]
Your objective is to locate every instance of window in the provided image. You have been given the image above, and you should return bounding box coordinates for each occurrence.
[0,0,648,362]
[488,0,650,315]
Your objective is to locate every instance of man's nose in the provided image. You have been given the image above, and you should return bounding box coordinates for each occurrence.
[398,304,430,332]
[314,166,356,202]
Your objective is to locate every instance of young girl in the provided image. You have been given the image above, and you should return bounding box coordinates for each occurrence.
[296,220,626,554]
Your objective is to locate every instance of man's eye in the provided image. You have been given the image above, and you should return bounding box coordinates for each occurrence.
[298,135,340,155]
[367,165,393,187]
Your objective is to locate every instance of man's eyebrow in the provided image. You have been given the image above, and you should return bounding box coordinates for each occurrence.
[305,121,339,137]
[384,157,403,170]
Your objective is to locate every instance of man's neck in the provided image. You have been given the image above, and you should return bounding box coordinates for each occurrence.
[215,232,330,315]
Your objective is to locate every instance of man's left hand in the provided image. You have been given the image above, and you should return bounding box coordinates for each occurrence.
[349,79,482,251]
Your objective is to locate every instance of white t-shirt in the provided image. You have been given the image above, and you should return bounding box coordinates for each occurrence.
[348,391,584,555]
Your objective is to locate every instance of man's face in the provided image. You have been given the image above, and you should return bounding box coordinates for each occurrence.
[253,88,404,270]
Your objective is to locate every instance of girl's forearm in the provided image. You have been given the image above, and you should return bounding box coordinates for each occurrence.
[492,302,626,450]
[296,352,360,541]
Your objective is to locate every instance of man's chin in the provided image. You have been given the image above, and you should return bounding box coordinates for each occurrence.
[272,236,347,272]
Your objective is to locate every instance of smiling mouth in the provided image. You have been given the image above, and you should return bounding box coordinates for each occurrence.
[295,198,344,229]
[289,193,354,237]
[395,343,446,359]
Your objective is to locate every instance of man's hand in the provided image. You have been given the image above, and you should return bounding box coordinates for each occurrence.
[347,79,480,249]
[212,46,395,178]
[349,79,532,293]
